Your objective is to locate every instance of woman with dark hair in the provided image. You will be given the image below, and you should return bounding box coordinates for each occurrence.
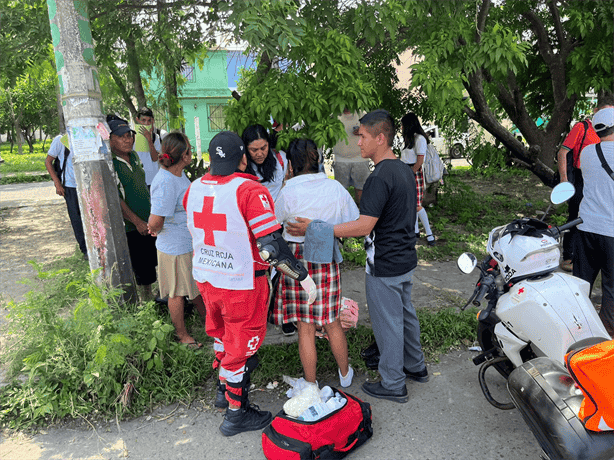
[400,113,436,246]
[273,138,359,388]
[241,124,288,201]
[148,132,206,349]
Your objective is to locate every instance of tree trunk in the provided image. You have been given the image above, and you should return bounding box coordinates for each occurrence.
[458,0,577,188]
[163,62,181,130]
[125,33,147,113]
[108,63,137,117]
[25,126,34,153]
[4,88,24,155]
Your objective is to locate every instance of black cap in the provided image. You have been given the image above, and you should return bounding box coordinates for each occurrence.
[208,131,246,176]
[108,117,135,137]
[137,107,154,118]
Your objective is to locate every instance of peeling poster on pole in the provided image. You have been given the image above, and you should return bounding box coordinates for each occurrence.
[69,126,97,156]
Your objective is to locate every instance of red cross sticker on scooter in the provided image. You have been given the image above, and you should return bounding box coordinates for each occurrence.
[193,196,227,246]
[518,287,525,294]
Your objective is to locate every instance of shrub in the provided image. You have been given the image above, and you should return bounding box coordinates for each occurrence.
[0,261,214,429]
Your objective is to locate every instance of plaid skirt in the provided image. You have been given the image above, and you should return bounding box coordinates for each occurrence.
[415,167,425,208]
[273,242,341,326]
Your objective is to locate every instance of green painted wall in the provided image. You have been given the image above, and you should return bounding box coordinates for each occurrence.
[145,49,231,155]
[181,50,231,155]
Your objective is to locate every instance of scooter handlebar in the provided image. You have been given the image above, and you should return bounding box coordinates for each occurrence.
[551,218,583,238]
[472,275,494,307]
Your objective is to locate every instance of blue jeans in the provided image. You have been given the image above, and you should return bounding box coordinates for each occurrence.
[64,187,87,255]
[366,268,425,391]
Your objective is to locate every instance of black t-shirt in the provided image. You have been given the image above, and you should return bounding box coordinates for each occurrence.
[360,158,417,277]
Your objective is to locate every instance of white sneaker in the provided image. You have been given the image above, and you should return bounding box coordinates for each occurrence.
[339,366,354,388]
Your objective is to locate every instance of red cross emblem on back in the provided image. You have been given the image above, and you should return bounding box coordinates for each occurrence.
[193,196,227,246]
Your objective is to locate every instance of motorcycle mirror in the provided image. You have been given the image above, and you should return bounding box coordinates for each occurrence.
[457,252,478,274]
[550,182,576,205]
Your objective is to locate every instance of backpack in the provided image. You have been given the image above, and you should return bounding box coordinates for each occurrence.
[565,120,589,173]
[262,388,372,459]
[422,143,446,184]
[52,146,70,186]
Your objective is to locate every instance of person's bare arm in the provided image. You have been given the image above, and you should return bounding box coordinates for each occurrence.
[557,147,571,183]
[120,200,148,235]
[286,215,378,238]
[413,155,425,173]
[45,155,65,196]
[148,214,165,236]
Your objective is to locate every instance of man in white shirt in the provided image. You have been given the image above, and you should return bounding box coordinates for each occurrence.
[44,134,87,258]
[333,109,370,205]
[573,106,614,336]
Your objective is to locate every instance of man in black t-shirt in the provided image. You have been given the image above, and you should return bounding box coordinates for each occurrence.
[288,110,427,403]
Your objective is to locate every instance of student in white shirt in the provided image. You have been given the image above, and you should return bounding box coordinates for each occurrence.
[400,113,436,246]
[273,138,359,388]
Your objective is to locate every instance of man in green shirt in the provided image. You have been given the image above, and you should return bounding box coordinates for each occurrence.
[108,116,158,301]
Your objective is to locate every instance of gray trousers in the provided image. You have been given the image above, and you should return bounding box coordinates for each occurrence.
[366,269,425,391]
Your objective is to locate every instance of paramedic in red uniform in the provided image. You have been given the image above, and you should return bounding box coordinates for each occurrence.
[184,131,315,436]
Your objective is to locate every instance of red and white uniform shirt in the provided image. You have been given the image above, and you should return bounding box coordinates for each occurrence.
[184,172,280,290]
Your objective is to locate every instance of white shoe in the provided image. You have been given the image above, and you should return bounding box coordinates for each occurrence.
[339,366,354,388]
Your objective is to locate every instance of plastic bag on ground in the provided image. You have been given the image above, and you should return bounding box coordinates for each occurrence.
[282,376,321,417]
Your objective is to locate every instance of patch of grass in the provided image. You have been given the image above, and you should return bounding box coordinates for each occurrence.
[253,307,479,385]
[0,258,214,430]
[340,167,562,263]
[0,173,50,185]
[418,168,565,261]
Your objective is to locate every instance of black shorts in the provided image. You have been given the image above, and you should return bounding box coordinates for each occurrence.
[126,230,158,286]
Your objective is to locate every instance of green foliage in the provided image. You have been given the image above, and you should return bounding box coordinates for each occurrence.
[340,237,366,268]
[184,152,210,182]
[0,58,59,152]
[90,0,212,124]
[0,0,51,84]
[468,143,510,171]
[0,261,214,429]
[225,3,379,149]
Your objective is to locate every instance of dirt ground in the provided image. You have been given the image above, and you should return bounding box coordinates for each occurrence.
[0,204,76,305]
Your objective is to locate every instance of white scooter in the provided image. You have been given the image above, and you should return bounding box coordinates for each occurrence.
[457,182,610,404]
[458,183,614,460]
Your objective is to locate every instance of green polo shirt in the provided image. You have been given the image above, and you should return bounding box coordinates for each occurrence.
[112,150,151,233]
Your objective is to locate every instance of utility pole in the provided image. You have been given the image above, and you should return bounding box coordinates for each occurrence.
[47,0,137,303]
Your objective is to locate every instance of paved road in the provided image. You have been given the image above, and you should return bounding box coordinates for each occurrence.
[0,180,544,460]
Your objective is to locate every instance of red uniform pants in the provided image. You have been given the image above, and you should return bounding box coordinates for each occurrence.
[197,276,269,385]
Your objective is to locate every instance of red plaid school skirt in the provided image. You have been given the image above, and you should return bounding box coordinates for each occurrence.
[415,167,425,208]
[273,242,341,326]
